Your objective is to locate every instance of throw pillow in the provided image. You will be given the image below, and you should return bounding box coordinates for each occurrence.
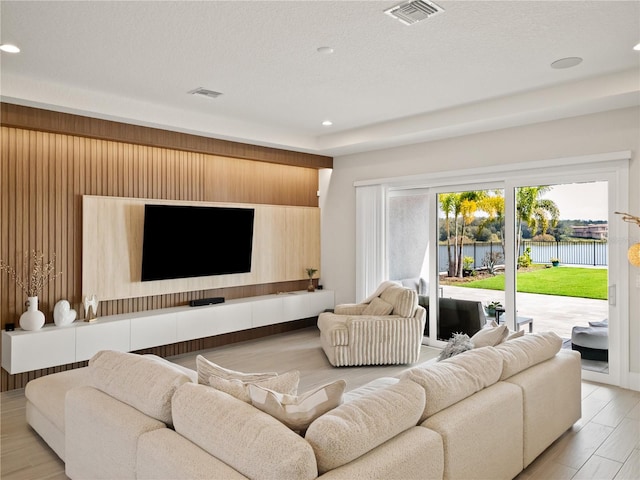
[196,355,277,385]
[438,333,474,361]
[470,324,509,348]
[362,297,394,316]
[379,285,417,318]
[505,329,525,341]
[248,379,346,432]
[209,370,300,403]
[589,319,608,328]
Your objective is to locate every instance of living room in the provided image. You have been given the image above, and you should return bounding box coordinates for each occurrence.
[1,1,639,479]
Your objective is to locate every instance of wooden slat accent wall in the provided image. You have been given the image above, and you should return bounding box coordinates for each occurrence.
[0,113,329,391]
[1,103,333,169]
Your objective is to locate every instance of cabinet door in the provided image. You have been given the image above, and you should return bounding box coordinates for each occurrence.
[251,297,285,327]
[130,313,177,351]
[2,327,76,374]
[76,319,131,361]
[176,303,252,342]
[283,291,335,321]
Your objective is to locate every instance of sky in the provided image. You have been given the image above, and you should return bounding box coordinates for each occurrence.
[540,181,608,221]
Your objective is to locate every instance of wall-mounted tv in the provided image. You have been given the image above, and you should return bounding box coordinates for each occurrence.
[141,204,255,282]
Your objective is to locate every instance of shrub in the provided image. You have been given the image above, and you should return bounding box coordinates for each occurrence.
[518,247,532,268]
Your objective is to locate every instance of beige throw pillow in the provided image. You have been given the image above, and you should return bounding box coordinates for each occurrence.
[506,329,525,341]
[196,355,277,385]
[209,370,300,403]
[470,324,509,348]
[249,380,346,431]
[362,297,394,316]
[379,285,417,318]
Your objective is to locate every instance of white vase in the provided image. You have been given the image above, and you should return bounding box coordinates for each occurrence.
[20,296,45,331]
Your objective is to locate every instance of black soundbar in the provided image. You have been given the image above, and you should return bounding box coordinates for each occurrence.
[189,297,225,307]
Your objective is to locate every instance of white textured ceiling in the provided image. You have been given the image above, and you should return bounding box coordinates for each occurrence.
[1,0,639,156]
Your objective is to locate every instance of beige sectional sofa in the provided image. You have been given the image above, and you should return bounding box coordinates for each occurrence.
[24,331,581,480]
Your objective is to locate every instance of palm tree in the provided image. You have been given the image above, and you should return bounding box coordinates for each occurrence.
[439,191,486,277]
[439,193,458,277]
[516,186,560,254]
[477,192,505,257]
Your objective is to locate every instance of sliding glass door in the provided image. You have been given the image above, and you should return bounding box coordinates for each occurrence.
[434,187,505,341]
[388,176,622,386]
[371,153,629,386]
[507,175,619,385]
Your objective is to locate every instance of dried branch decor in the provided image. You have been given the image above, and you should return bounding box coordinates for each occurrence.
[615,211,640,227]
[0,250,62,297]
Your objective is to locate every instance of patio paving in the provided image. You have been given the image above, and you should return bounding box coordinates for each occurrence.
[440,285,608,340]
[439,285,610,373]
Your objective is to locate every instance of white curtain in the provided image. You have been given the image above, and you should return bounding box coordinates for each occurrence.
[355,184,386,302]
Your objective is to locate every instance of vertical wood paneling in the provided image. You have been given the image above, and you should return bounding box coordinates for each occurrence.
[0,126,321,391]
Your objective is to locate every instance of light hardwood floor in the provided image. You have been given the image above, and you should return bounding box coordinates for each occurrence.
[1,327,638,480]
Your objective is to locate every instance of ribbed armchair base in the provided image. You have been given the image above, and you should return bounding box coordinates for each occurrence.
[318,308,426,367]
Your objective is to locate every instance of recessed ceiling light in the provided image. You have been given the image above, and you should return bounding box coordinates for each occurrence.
[634,43,640,51]
[322,120,333,127]
[317,46,334,54]
[0,44,20,53]
[551,57,583,69]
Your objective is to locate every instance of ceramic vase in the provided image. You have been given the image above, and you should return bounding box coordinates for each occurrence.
[307,278,315,292]
[20,296,45,331]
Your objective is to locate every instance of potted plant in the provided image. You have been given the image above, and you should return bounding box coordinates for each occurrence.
[550,257,560,267]
[484,300,503,318]
[462,256,474,277]
[0,250,62,331]
[305,267,318,292]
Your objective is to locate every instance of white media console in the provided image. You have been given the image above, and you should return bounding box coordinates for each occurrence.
[2,290,334,375]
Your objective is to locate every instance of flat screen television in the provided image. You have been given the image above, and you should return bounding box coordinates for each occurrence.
[140,204,255,281]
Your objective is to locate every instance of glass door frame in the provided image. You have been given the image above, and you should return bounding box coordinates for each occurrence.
[504,169,626,386]
[378,153,629,387]
[427,180,506,347]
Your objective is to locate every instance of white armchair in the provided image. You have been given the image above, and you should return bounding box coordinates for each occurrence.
[317,284,426,367]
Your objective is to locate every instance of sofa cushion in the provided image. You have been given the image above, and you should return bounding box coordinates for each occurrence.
[379,285,417,318]
[470,323,509,348]
[249,379,345,431]
[305,379,425,474]
[343,377,399,403]
[401,346,503,421]
[209,369,300,403]
[362,297,394,316]
[494,331,562,380]
[172,383,317,480]
[196,355,277,385]
[25,367,91,433]
[89,350,193,425]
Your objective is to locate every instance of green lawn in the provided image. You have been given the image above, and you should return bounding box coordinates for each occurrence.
[457,266,608,300]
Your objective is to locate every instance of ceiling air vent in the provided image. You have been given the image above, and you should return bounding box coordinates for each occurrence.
[188,87,223,99]
[384,0,444,26]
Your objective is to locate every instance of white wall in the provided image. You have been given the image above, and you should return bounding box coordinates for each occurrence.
[321,106,640,376]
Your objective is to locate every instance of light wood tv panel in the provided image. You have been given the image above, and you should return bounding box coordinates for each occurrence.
[82,196,320,301]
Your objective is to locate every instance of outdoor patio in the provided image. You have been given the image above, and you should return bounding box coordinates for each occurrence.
[440,285,608,340]
[439,284,609,372]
